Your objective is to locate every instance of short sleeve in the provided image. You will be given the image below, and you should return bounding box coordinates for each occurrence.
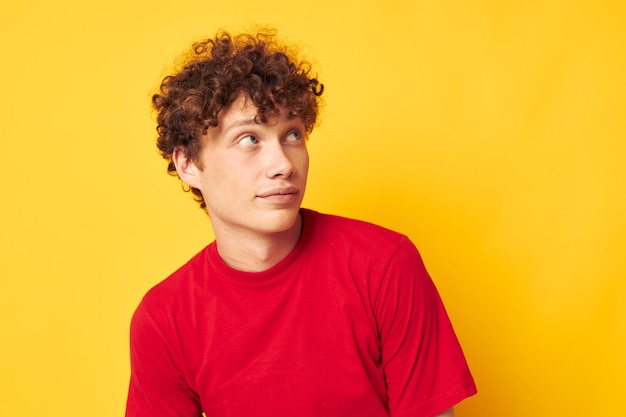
[126,300,203,417]
[374,237,477,417]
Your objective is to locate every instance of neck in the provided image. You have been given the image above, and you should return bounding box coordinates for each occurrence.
[212,213,303,272]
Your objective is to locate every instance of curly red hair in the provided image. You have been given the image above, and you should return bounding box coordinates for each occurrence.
[152,29,324,208]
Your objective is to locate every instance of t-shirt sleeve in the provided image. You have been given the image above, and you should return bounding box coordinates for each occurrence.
[125,298,203,417]
[374,237,477,417]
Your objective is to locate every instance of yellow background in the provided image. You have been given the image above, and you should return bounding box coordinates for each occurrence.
[1,1,624,416]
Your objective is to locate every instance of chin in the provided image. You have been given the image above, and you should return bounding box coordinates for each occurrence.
[263,207,301,234]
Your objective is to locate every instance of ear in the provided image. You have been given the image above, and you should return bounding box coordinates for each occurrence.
[172,146,202,189]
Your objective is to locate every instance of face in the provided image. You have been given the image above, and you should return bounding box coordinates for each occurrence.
[176,94,309,239]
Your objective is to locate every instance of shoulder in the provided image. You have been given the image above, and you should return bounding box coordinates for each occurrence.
[134,244,213,318]
[303,209,412,252]
[301,209,421,271]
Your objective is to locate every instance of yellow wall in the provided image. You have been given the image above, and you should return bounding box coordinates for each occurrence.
[1,1,624,416]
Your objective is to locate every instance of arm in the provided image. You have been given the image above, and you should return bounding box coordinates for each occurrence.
[375,237,477,416]
[436,408,455,417]
[126,299,203,417]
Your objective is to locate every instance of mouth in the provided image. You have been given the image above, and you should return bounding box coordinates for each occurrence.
[257,186,300,202]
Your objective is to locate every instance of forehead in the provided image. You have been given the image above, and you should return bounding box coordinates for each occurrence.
[200,94,303,149]
[215,94,301,134]
[218,95,259,128]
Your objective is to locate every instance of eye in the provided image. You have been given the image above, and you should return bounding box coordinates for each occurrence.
[285,130,302,142]
[238,135,259,147]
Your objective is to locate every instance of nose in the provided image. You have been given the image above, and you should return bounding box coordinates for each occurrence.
[265,142,295,178]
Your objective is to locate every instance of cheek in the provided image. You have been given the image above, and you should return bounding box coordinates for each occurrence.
[298,149,310,174]
[210,161,258,194]
[197,161,231,192]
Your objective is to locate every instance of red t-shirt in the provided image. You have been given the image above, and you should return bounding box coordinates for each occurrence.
[126,209,476,416]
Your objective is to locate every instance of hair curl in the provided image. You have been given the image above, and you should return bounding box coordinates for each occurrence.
[152,29,324,208]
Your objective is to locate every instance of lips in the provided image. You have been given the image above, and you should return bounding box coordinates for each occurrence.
[257,186,299,198]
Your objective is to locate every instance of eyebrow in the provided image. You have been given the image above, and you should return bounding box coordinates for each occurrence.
[222,118,258,134]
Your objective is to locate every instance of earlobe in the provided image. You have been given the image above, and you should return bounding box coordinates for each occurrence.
[172,146,202,189]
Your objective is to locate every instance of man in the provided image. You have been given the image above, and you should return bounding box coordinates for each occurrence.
[126,29,477,417]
